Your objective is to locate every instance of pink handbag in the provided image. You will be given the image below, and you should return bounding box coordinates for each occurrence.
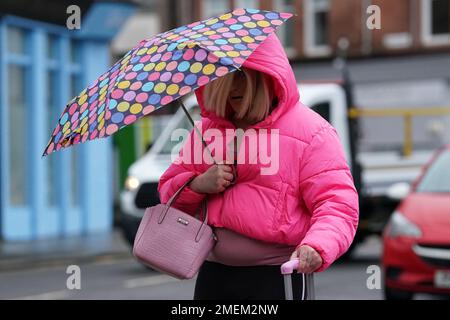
[133,176,216,279]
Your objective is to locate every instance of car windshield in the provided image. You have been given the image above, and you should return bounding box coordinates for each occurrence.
[159,106,201,155]
[416,149,450,193]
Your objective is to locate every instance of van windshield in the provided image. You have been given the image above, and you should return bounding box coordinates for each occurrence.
[159,106,201,155]
[416,149,450,193]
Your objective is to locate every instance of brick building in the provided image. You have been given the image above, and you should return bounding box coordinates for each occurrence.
[111,0,450,188]
[157,0,450,59]
[156,1,449,148]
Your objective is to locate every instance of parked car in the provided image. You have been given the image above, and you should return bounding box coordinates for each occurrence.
[382,145,450,300]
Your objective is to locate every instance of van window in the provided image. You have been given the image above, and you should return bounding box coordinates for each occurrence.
[310,102,330,123]
[159,106,201,155]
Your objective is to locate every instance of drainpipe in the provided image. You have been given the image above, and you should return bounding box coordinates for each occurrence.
[361,0,372,55]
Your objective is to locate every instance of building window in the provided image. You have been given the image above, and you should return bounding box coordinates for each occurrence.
[421,0,450,46]
[7,26,27,54]
[234,0,258,10]
[69,38,82,64]
[68,39,82,208]
[45,34,58,207]
[46,34,58,60]
[303,0,331,57]
[202,0,230,19]
[69,71,81,208]
[45,69,58,207]
[6,26,30,206]
[8,64,29,205]
[44,33,82,207]
[273,0,296,57]
[44,36,82,208]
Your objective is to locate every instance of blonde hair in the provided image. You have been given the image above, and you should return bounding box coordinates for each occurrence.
[203,68,273,123]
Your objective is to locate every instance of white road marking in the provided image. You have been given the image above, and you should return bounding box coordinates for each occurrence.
[124,274,183,289]
[12,289,71,300]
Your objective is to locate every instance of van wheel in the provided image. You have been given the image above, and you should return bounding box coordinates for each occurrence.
[384,286,414,300]
[338,234,362,261]
[120,214,141,247]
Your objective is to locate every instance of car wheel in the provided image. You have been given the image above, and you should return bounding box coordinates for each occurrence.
[384,285,414,300]
[120,214,141,247]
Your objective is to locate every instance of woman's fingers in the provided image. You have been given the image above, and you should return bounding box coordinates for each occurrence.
[216,164,235,186]
[290,250,299,261]
[221,172,235,181]
[219,178,232,188]
[298,248,309,273]
[294,245,323,274]
[217,164,233,172]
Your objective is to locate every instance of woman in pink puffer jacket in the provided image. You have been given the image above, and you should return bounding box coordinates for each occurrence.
[158,33,359,300]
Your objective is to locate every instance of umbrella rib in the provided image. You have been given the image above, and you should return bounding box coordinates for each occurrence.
[190,41,242,71]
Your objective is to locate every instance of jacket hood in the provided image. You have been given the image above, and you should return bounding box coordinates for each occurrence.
[194,32,300,129]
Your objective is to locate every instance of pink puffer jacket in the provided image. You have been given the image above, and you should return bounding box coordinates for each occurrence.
[158,33,359,272]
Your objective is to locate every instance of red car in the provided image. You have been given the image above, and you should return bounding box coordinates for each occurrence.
[382,145,450,300]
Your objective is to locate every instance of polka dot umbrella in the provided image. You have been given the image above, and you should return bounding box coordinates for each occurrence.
[42,8,293,157]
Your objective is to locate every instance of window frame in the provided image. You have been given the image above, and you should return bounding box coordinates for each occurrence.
[0,15,84,239]
[421,0,450,46]
[273,0,297,58]
[5,28,32,208]
[303,0,331,57]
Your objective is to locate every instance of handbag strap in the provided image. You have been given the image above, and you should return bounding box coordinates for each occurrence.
[166,174,198,207]
[159,176,211,243]
[159,175,209,225]
[194,198,210,242]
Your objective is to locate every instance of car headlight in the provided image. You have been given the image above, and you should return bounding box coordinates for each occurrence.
[124,176,140,191]
[386,210,422,238]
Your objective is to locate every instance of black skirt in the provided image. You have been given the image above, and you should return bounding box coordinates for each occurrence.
[193,260,305,300]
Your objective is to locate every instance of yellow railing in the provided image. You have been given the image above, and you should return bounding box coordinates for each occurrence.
[348,107,450,156]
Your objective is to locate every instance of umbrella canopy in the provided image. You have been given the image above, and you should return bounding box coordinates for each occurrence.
[42,8,293,157]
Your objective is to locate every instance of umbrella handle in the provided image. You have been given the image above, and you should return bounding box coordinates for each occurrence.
[179,99,217,165]
[179,99,238,183]
[229,162,237,184]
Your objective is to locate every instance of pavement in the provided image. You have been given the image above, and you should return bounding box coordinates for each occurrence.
[0,229,382,273]
[0,229,133,272]
[0,236,385,300]
[0,234,447,299]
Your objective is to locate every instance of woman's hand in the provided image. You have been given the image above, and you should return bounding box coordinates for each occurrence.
[189,164,234,194]
[290,245,323,273]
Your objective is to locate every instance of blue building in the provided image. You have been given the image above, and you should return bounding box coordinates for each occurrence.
[0,0,135,241]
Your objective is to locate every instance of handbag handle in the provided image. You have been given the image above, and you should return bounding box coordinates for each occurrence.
[159,176,210,240]
[165,174,198,208]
